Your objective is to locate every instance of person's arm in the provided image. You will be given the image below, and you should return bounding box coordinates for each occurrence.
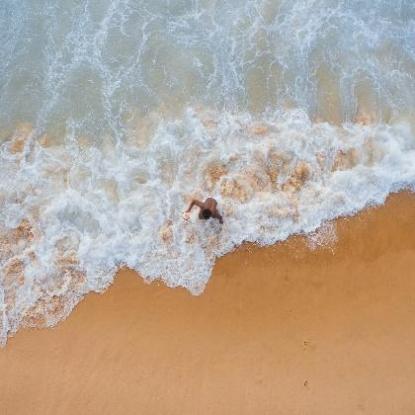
[213,211,224,224]
[183,199,204,220]
[186,199,204,213]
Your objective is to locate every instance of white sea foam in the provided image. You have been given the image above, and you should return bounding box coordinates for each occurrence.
[1,108,415,344]
[0,0,414,344]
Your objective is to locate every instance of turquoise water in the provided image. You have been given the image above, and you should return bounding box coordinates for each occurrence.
[0,0,414,344]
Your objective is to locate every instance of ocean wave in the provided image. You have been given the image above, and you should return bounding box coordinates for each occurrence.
[1,0,414,344]
[1,108,415,345]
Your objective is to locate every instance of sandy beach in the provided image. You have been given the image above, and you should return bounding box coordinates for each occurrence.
[1,192,415,414]
[1,2,414,414]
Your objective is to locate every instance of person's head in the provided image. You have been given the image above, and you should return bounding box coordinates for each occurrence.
[202,209,212,219]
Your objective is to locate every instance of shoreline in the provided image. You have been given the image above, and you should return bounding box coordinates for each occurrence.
[1,191,415,414]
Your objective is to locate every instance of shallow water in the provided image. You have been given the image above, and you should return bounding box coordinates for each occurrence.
[1,0,414,344]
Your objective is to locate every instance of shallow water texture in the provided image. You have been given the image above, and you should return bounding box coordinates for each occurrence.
[1,0,415,344]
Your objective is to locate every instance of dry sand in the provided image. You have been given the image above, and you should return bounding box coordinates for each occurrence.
[1,192,415,415]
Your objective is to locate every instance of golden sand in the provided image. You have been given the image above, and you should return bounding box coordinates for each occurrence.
[1,192,415,414]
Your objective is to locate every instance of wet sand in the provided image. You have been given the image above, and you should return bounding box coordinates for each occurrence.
[1,192,415,415]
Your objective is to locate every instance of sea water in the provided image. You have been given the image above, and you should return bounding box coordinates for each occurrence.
[1,0,414,344]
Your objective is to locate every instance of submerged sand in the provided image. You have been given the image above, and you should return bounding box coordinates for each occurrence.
[1,192,415,414]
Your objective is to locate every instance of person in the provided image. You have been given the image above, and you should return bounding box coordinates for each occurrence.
[183,197,224,224]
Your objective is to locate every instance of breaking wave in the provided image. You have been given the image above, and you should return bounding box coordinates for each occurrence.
[1,0,414,344]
